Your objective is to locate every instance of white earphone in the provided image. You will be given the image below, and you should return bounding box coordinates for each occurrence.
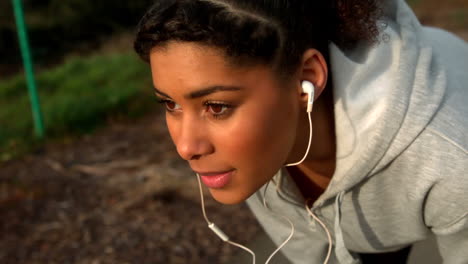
[301,80,315,113]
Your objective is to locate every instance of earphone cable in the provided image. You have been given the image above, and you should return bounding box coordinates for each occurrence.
[285,112,313,167]
[262,181,295,264]
[196,173,211,224]
[305,199,333,264]
[196,173,256,264]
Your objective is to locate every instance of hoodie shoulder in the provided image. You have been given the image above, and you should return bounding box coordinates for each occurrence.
[422,27,468,154]
[414,28,468,229]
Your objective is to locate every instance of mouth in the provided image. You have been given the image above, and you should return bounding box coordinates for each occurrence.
[194,169,235,189]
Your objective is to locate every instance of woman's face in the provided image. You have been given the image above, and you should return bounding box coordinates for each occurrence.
[150,42,301,204]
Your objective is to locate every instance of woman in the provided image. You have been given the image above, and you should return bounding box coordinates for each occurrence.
[133,0,468,263]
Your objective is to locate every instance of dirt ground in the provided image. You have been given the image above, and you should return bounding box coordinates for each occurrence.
[0,109,261,264]
[1,2,467,264]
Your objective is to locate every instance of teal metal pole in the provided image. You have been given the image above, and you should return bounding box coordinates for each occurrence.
[12,0,45,138]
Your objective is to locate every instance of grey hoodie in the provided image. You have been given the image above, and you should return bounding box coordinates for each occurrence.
[246,0,468,263]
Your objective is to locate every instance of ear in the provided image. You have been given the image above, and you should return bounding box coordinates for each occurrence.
[297,49,328,102]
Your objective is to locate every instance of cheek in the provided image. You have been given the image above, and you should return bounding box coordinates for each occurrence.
[215,101,298,169]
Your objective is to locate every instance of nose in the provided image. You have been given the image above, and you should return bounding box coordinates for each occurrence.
[174,117,214,161]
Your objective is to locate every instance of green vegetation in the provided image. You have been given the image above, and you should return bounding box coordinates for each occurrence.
[0,52,154,161]
[1,0,153,66]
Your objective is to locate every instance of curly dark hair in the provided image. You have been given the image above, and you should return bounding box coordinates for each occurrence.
[134,0,383,74]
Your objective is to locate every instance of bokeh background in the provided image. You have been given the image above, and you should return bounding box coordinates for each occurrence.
[0,0,467,263]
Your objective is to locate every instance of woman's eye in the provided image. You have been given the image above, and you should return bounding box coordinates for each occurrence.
[165,101,177,110]
[208,104,227,114]
[205,102,232,118]
[157,99,180,112]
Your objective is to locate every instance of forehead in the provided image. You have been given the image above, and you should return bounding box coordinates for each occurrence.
[150,42,237,76]
[149,42,279,93]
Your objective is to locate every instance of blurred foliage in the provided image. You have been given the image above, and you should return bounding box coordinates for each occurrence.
[0,0,153,69]
[0,52,154,160]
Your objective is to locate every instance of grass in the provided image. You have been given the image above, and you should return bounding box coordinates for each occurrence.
[0,52,154,161]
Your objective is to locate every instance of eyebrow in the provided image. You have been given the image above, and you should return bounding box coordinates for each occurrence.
[153,85,243,99]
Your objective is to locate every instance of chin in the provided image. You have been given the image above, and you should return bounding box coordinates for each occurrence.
[209,188,250,205]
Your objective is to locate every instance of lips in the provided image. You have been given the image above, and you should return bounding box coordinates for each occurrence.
[195,169,234,189]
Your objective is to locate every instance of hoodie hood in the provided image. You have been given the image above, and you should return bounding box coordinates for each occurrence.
[246,1,467,263]
[314,0,447,205]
